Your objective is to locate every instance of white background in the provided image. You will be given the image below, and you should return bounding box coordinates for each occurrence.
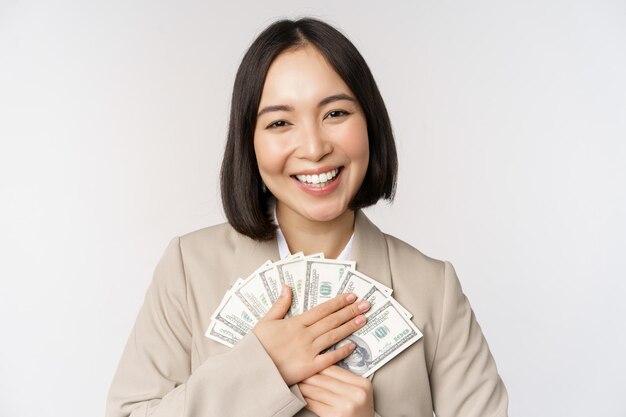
[1,1,625,416]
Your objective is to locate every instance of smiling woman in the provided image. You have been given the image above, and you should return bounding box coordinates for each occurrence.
[106,18,508,417]
[220,19,397,245]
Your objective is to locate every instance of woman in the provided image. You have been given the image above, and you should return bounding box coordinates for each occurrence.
[107,18,508,417]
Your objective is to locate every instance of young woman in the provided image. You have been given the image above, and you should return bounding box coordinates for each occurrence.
[107,18,508,417]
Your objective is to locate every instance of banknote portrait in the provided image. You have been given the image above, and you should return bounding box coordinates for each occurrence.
[333,335,372,375]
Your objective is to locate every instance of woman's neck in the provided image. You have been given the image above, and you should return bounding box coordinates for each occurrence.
[276,204,355,259]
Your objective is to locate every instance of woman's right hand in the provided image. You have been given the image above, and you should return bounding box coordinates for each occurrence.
[252,285,370,386]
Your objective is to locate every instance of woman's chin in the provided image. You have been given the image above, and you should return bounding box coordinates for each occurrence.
[302,205,352,223]
[276,198,353,224]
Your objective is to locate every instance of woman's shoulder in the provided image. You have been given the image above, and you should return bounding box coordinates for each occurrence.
[173,221,276,275]
[381,231,447,283]
[383,232,443,265]
[355,211,447,284]
[176,221,240,258]
[179,221,236,242]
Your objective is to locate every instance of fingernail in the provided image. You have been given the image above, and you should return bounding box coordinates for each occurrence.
[281,286,288,296]
[358,301,370,311]
[347,341,356,350]
[345,293,356,302]
[355,315,366,325]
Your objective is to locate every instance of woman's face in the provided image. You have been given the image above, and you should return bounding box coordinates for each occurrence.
[254,44,369,224]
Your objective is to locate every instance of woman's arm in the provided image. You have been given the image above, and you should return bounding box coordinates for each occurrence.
[429,261,509,417]
[105,237,306,417]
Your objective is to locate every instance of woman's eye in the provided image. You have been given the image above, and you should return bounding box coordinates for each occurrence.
[267,120,289,129]
[325,110,350,119]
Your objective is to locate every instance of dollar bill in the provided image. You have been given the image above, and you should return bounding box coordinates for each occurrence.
[210,289,258,337]
[275,253,323,316]
[205,318,242,347]
[361,285,412,319]
[329,298,422,378]
[302,259,356,311]
[335,269,392,299]
[335,268,391,299]
[257,264,282,304]
[233,261,277,318]
[335,270,411,319]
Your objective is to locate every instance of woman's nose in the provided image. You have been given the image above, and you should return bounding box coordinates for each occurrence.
[295,124,333,162]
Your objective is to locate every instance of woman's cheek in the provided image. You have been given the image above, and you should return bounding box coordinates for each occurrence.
[339,118,369,157]
[342,129,369,173]
[255,135,286,175]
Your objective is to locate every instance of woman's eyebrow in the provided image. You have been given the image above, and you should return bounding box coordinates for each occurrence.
[318,93,356,107]
[257,104,294,117]
[257,93,356,117]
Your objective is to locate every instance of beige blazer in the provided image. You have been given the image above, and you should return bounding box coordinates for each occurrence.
[106,211,508,417]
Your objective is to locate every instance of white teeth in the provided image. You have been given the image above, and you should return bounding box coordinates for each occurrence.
[295,168,340,185]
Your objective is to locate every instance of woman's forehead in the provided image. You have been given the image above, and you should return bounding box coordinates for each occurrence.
[258,45,353,108]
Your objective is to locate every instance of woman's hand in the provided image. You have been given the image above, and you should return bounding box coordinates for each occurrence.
[298,365,375,417]
[252,286,370,386]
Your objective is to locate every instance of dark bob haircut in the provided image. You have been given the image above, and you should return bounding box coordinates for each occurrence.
[220,18,397,241]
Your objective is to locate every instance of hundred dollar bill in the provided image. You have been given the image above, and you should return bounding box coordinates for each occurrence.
[233,261,277,319]
[276,253,323,317]
[205,318,242,347]
[257,264,283,305]
[302,259,356,311]
[328,298,422,378]
[361,284,412,319]
[334,270,411,319]
[335,269,392,299]
[257,255,324,309]
[210,289,258,337]
[260,252,305,303]
[274,258,305,317]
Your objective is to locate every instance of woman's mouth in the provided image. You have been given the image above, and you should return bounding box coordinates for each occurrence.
[293,167,341,188]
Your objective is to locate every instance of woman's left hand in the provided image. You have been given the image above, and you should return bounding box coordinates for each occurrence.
[298,365,374,417]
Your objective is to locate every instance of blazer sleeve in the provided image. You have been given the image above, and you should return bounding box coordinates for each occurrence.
[429,261,509,417]
[106,237,306,417]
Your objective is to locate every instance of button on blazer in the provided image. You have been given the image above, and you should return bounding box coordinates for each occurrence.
[106,211,508,417]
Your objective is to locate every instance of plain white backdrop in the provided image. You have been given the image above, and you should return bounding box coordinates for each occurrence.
[1,1,625,416]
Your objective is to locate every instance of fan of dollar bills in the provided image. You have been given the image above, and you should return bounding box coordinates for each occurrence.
[205,252,422,377]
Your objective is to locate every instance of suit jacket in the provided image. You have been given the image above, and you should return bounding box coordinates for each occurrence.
[106,211,508,417]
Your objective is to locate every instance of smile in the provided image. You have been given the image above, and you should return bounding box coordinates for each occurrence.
[294,168,341,187]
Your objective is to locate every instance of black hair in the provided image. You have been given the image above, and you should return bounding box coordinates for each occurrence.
[220,18,397,241]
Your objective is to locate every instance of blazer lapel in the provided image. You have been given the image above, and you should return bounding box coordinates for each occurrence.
[351,210,393,383]
[352,210,393,291]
